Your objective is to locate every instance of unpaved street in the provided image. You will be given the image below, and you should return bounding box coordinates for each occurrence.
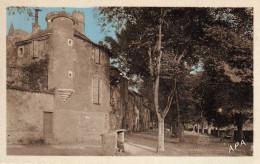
[125,130,253,156]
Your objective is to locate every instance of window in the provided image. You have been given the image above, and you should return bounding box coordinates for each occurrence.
[68,70,73,78]
[31,41,39,58]
[68,39,73,46]
[17,46,24,57]
[93,76,100,104]
[93,48,101,64]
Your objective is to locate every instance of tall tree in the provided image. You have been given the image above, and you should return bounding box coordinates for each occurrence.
[200,8,253,141]
[97,7,214,152]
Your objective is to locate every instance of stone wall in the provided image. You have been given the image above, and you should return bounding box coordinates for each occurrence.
[7,89,54,144]
[53,110,109,145]
[139,106,150,131]
[109,66,151,133]
[125,92,135,131]
[109,68,128,131]
[7,29,51,91]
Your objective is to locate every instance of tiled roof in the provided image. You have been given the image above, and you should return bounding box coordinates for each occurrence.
[27,29,52,40]
[15,29,52,46]
[74,29,113,57]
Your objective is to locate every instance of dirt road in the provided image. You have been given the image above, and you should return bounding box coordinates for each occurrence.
[125,130,253,156]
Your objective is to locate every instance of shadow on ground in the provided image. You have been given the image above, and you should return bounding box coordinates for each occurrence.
[125,130,253,156]
[7,130,253,156]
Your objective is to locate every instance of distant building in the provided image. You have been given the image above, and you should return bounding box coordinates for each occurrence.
[109,67,150,132]
[6,9,151,146]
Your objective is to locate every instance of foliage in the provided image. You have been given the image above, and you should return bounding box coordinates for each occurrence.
[7,7,34,21]
[8,55,50,91]
[21,56,49,91]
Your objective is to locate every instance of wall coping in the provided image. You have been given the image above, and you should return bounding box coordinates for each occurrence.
[7,87,54,95]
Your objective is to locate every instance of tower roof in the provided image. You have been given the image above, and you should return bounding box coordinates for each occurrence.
[8,23,14,35]
[46,10,76,24]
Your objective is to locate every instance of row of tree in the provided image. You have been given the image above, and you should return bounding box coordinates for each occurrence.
[97,7,253,152]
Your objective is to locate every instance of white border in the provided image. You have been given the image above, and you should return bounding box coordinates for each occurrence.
[1,0,259,164]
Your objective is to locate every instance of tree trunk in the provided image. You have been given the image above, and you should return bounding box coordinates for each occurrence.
[178,123,184,142]
[237,122,244,141]
[217,125,220,137]
[197,123,200,133]
[202,124,204,134]
[174,78,184,142]
[235,114,245,141]
[151,11,176,154]
[157,118,165,153]
[154,16,166,153]
[208,125,211,135]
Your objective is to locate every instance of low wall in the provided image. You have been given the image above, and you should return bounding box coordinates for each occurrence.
[7,89,54,144]
[51,110,109,146]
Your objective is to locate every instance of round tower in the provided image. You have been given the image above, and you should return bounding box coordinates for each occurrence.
[72,11,85,34]
[48,10,77,101]
[46,12,59,29]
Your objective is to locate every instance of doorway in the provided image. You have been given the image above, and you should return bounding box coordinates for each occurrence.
[43,112,53,138]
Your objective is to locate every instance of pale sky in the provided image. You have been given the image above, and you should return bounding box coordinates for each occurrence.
[6,7,115,44]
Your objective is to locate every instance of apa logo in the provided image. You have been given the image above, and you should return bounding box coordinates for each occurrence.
[229,140,246,153]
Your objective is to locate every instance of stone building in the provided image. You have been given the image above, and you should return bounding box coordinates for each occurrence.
[109,67,151,132]
[109,66,128,130]
[6,9,151,146]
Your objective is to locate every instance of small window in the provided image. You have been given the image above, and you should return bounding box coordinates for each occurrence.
[68,70,73,78]
[68,39,73,46]
[93,76,101,104]
[17,46,24,57]
[93,48,101,64]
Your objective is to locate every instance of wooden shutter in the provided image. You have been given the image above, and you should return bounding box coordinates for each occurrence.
[93,76,100,104]
[33,40,39,58]
[94,48,100,64]
[30,42,33,57]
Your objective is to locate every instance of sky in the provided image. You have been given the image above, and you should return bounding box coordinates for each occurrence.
[6,7,115,44]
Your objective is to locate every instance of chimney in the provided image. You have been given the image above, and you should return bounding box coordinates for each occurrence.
[32,9,42,34]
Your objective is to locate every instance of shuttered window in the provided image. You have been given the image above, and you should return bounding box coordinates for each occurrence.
[30,41,39,58]
[93,48,101,64]
[33,41,39,58]
[93,76,100,104]
[30,42,33,56]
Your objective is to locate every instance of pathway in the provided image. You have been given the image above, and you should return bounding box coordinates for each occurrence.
[124,130,253,156]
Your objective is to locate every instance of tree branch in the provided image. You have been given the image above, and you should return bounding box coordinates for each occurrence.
[177,49,187,64]
[162,82,176,118]
[148,47,154,78]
